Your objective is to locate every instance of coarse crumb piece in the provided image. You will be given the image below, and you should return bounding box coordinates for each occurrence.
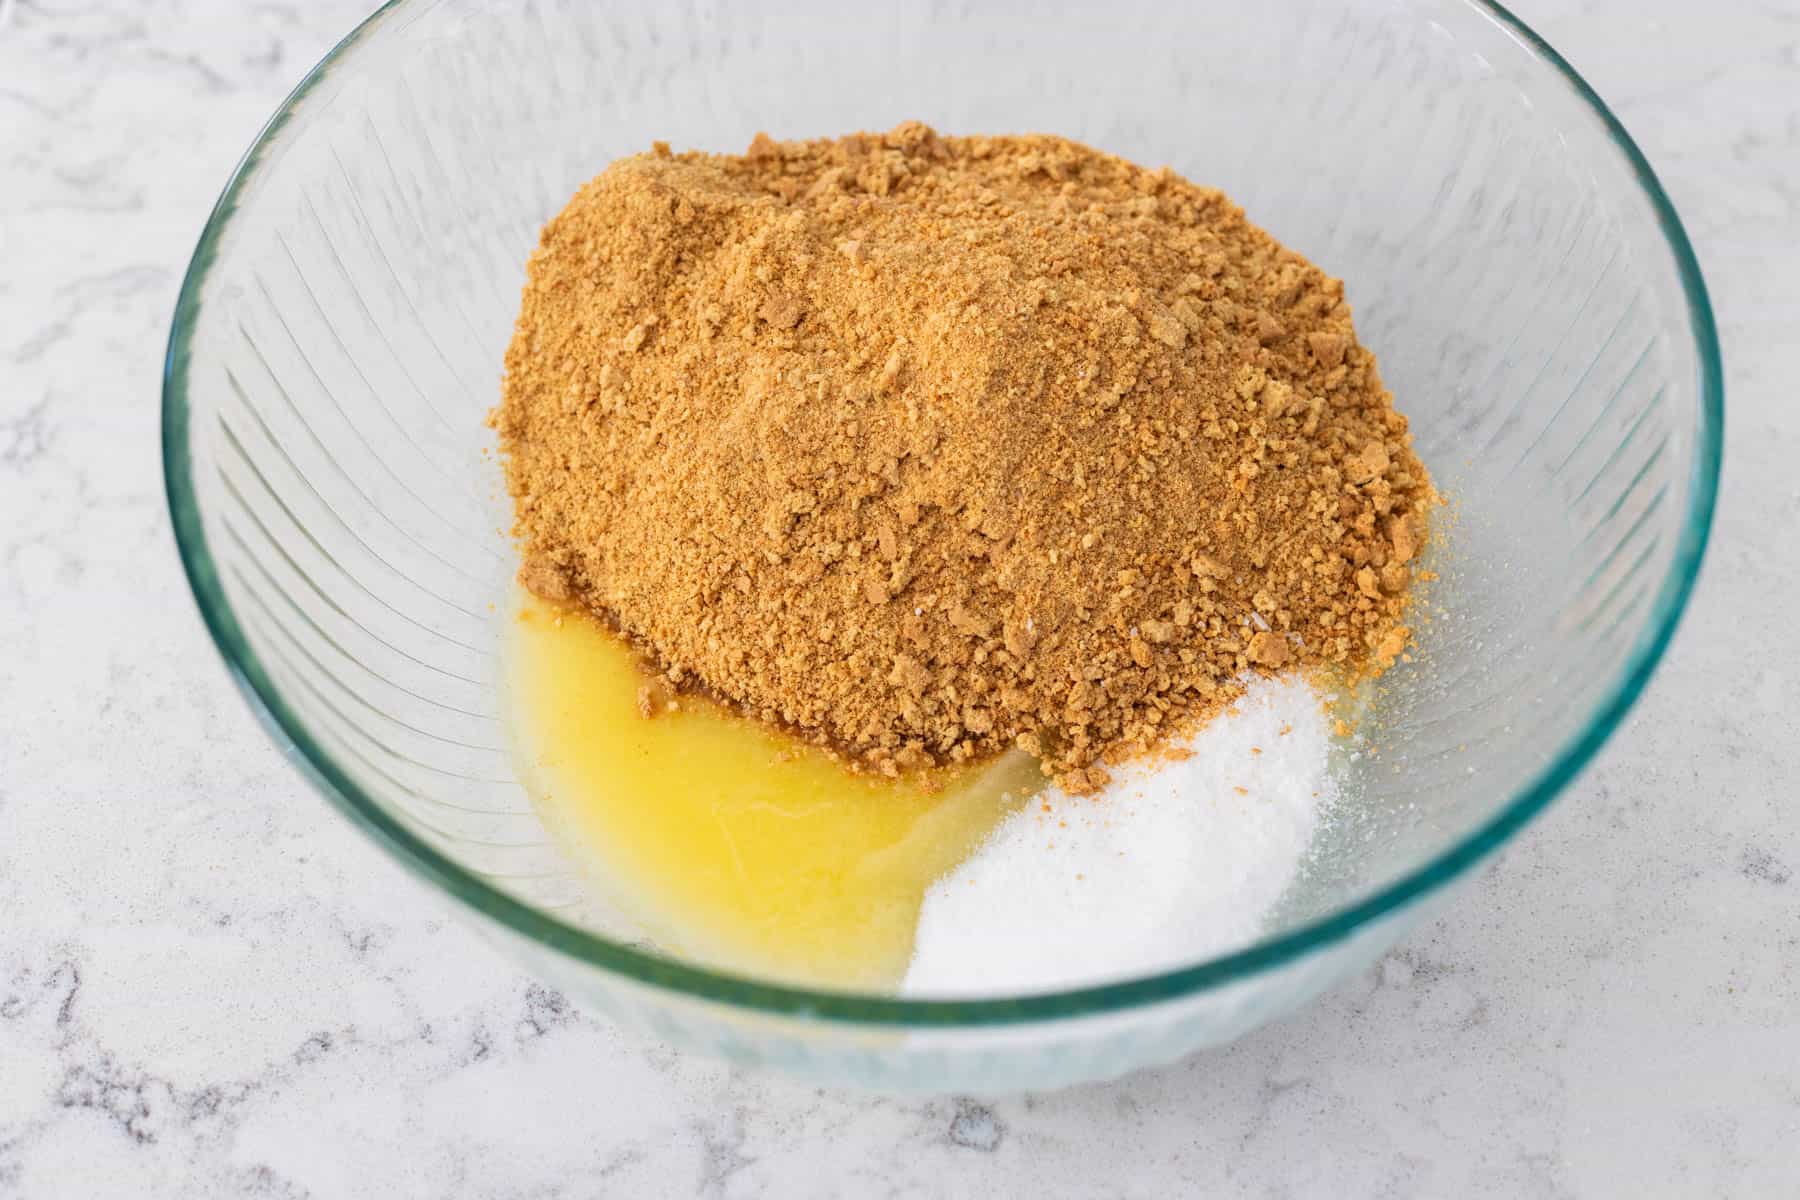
[491,123,1434,791]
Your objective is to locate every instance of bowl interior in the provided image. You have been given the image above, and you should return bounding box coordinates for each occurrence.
[167,0,1716,1021]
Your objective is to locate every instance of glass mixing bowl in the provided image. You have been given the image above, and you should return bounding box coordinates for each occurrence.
[163,0,1720,1091]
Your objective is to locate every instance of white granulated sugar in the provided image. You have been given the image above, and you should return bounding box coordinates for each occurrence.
[902,673,1336,996]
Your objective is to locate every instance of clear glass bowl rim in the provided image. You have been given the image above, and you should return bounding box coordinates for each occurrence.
[162,0,1723,1028]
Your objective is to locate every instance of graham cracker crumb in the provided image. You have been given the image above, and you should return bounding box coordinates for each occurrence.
[494,124,1434,789]
[1247,631,1289,668]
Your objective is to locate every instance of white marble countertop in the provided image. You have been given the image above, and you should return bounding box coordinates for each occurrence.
[2,0,1796,1195]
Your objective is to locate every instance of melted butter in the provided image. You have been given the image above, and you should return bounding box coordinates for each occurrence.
[505,594,1044,990]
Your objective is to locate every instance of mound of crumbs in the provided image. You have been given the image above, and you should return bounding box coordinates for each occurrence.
[491,122,1433,791]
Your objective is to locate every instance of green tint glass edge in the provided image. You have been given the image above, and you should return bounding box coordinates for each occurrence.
[162,0,1723,1028]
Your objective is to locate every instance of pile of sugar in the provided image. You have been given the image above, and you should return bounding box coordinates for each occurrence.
[902,673,1335,996]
